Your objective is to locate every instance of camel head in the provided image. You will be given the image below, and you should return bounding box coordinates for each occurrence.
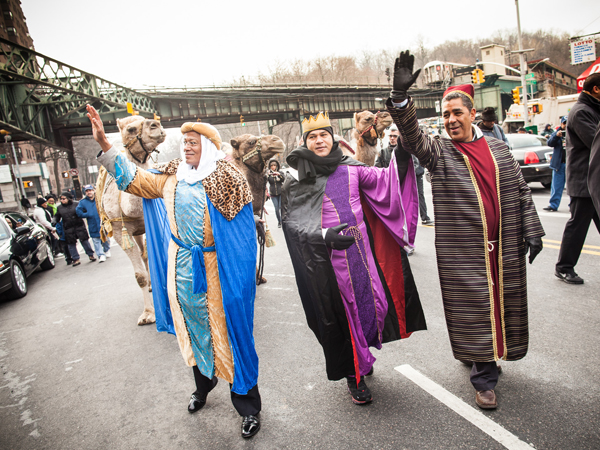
[117,116,166,165]
[230,134,286,174]
[352,110,394,146]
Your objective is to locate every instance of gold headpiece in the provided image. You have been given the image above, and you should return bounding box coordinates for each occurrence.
[181,122,222,150]
[302,112,331,134]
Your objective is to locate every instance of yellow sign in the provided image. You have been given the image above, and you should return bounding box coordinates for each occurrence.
[126,102,133,114]
[23,181,33,188]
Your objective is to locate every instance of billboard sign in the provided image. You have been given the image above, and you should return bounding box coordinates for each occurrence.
[571,39,596,65]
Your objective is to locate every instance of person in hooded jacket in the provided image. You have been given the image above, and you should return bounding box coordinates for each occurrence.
[77,184,111,262]
[541,123,554,138]
[33,197,60,255]
[266,160,285,227]
[53,191,96,266]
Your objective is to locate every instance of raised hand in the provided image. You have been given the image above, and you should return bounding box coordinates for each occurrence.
[391,50,422,102]
[86,104,112,152]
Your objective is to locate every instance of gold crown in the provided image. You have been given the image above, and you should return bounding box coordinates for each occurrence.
[302,112,331,134]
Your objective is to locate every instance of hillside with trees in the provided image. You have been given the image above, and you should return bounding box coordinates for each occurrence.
[234,29,595,86]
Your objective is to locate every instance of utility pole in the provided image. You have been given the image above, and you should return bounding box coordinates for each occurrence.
[514,0,533,128]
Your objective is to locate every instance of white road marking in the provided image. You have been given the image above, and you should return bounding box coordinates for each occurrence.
[395,364,534,450]
[65,359,83,365]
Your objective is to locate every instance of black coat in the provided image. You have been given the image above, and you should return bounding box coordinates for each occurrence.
[54,201,89,244]
[589,123,600,215]
[565,92,600,197]
[266,160,285,196]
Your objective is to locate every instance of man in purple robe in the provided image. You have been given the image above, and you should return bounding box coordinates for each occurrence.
[281,112,426,405]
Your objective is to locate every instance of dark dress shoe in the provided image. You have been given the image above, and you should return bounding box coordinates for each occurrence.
[543,206,557,211]
[241,414,260,438]
[475,390,497,409]
[188,377,218,413]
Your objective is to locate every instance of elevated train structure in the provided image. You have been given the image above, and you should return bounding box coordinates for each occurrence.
[0,37,444,191]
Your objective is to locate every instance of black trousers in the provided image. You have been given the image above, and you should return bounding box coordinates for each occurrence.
[416,174,431,222]
[470,361,499,391]
[192,365,261,416]
[556,196,600,273]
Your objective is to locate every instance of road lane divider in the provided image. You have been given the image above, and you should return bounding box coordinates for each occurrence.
[542,239,600,256]
[395,364,534,450]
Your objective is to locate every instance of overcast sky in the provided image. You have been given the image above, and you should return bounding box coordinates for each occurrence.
[23,0,599,89]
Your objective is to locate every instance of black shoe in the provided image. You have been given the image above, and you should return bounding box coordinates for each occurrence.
[66,260,73,266]
[241,414,260,438]
[555,270,584,284]
[278,223,281,228]
[347,376,372,405]
[366,366,374,376]
[543,206,557,212]
[188,377,218,413]
[422,219,434,226]
[89,255,97,262]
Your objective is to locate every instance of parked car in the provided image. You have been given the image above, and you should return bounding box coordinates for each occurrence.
[505,134,553,189]
[0,211,55,299]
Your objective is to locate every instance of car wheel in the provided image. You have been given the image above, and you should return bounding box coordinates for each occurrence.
[40,241,55,271]
[7,260,27,299]
[542,182,552,189]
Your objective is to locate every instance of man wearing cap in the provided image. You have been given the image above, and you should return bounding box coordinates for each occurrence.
[387,51,544,409]
[543,116,568,212]
[77,185,111,262]
[281,111,426,405]
[87,105,262,439]
[477,107,509,146]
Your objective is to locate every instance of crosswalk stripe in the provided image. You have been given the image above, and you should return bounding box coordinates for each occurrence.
[395,364,534,450]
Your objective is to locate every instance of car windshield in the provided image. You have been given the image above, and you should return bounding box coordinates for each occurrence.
[506,134,547,149]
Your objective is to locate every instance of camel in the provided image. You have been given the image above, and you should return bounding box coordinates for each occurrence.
[226,133,286,284]
[227,134,286,215]
[97,115,166,325]
[350,110,393,166]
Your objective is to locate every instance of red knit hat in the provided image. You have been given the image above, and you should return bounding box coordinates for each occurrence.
[443,84,475,105]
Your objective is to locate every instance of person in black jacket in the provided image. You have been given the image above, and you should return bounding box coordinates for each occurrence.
[555,73,600,284]
[266,159,285,227]
[543,116,568,212]
[53,191,96,266]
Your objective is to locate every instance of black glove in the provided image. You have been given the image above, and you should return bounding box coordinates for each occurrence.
[324,223,355,250]
[391,50,422,102]
[524,237,543,264]
[254,216,265,242]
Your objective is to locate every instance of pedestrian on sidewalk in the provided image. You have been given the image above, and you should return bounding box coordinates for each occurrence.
[266,159,285,227]
[53,192,96,267]
[76,184,111,262]
[555,73,600,284]
[387,50,544,410]
[281,111,426,406]
[32,197,60,256]
[544,116,568,212]
[88,105,262,439]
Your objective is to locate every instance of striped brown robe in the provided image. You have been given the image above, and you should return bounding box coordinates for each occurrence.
[387,99,545,362]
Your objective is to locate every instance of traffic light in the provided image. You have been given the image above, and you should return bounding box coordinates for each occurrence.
[62,171,69,178]
[512,87,521,104]
[472,70,478,84]
[531,104,543,114]
[240,115,245,127]
[385,67,390,82]
[23,180,32,188]
[478,69,485,84]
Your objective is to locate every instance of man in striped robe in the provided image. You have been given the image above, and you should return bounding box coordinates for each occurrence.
[387,51,544,409]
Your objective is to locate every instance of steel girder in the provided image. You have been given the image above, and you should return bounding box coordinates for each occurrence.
[145,86,444,129]
[0,37,157,145]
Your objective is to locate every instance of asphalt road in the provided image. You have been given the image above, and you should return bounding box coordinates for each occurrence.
[1,183,599,450]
